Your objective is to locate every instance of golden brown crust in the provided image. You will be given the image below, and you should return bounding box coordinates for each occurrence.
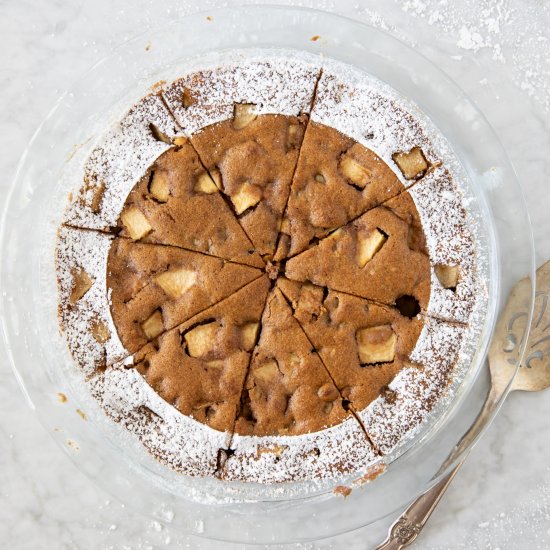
[285,203,431,310]
[277,278,424,412]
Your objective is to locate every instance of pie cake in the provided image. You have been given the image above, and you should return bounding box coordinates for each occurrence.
[56,51,486,487]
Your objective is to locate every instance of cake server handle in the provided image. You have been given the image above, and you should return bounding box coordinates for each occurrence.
[374,459,464,550]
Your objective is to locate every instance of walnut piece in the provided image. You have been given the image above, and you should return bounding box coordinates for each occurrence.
[70,268,93,304]
[195,171,220,194]
[91,321,110,343]
[184,321,218,357]
[339,156,371,188]
[392,147,429,180]
[121,206,152,240]
[231,182,262,215]
[356,325,397,364]
[233,103,257,130]
[141,310,164,340]
[357,228,387,267]
[154,267,197,298]
[254,359,279,382]
[149,172,169,202]
[435,264,459,289]
[240,322,259,351]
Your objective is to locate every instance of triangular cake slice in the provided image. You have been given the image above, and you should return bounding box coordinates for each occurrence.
[234,288,351,437]
[190,114,308,258]
[285,201,431,312]
[277,278,424,412]
[275,122,404,259]
[122,276,271,434]
[107,238,263,354]
[115,142,263,268]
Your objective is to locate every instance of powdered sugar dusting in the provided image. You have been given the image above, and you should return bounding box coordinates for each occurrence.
[311,59,440,186]
[56,226,127,375]
[360,317,472,455]
[409,166,486,323]
[89,367,229,477]
[162,51,321,135]
[64,93,182,230]
[222,416,378,484]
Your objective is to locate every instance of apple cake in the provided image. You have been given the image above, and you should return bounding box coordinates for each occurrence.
[56,51,486,486]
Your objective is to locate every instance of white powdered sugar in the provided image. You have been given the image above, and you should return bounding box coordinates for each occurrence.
[222,416,378,484]
[409,166,486,323]
[56,226,127,375]
[162,51,322,135]
[89,367,229,477]
[64,93,182,230]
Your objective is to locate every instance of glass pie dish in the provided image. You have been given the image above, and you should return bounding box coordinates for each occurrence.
[0,6,535,545]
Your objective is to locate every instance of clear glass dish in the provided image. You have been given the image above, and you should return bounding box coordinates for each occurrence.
[0,6,535,544]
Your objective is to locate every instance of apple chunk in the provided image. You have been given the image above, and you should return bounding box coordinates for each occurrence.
[357,228,387,267]
[231,182,262,215]
[184,321,218,357]
[233,103,257,130]
[141,310,164,340]
[339,156,371,188]
[154,268,197,298]
[435,264,459,289]
[392,147,429,180]
[70,268,93,304]
[149,172,169,202]
[356,325,396,364]
[121,207,152,240]
[195,171,220,194]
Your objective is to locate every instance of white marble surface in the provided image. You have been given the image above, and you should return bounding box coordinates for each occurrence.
[1,0,550,548]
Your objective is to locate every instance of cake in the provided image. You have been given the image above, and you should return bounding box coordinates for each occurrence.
[56,51,486,487]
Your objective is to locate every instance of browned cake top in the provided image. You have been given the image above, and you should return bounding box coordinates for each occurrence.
[105,116,435,438]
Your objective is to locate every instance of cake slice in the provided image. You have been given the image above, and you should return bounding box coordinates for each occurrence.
[275,122,404,259]
[285,202,431,312]
[121,276,272,434]
[107,238,263,355]
[234,288,351,437]
[115,143,263,268]
[190,114,308,258]
[277,278,424,412]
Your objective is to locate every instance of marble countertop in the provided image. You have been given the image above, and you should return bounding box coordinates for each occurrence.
[1,0,549,548]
